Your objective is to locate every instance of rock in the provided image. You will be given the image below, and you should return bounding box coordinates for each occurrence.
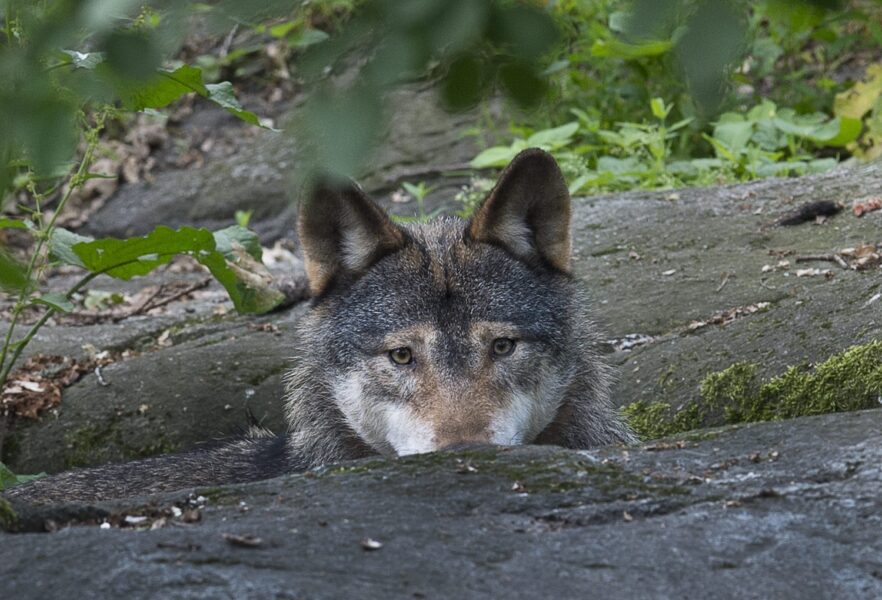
[5,163,882,473]
[3,410,881,598]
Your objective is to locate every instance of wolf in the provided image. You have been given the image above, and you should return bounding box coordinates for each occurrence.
[5,148,635,505]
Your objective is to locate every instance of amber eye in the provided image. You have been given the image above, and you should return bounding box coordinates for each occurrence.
[491,338,516,357]
[389,347,413,365]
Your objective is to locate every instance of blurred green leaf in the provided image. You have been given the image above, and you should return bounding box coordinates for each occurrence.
[0,252,28,292]
[32,292,75,313]
[102,29,162,82]
[498,62,546,108]
[441,55,490,111]
[0,461,45,491]
[0,218,30,230]
[48,228,93,268]
[591,38,673,59]
[60,50,105,70]
[527,122,579,147]
[675,0,746,112]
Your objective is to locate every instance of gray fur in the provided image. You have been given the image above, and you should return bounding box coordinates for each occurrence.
[5,148,634,505]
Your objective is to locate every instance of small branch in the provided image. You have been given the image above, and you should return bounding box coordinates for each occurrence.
[111,277,211,322]
[795,254,850,270]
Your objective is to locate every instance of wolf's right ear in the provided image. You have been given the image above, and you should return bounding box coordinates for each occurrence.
[298,178,407,295]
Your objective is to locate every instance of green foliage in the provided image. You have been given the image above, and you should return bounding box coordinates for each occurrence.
[0,460,44,492]
[0,1,273,195]
[48,225,282,314]
[624,341,882,440]
[834,63,882,160]
[294,0,562,177]
[390,181,444,223]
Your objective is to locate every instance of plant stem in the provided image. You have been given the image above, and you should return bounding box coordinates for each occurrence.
[0,273,99,387]
[0,112,104,388]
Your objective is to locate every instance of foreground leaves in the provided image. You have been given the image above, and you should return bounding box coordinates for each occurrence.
[48,225,285,314]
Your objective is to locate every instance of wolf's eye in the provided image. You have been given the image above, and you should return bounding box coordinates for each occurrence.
[491,338,516,357]
[389,347,413,365]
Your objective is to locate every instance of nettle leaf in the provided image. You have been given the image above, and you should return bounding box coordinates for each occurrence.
[32,292,75,313]
[68,226,281,314]
[213,225,262,261]
[197,250,285,315]
[204,82,276,129]
[72,226,216,280]
[119,65,275,130]
[48,228,94,268]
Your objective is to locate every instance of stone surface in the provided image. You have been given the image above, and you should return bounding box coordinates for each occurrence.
[3,410,881,599]
[5,163,882,473]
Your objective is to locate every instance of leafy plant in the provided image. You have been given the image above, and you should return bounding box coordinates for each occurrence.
[0,2,284,393]
[0,460,43,491]
[390,181,445,224]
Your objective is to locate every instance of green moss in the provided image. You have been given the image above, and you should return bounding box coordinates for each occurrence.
[64,422,176,469]
[0,497,18,531]
[624,341,882,440]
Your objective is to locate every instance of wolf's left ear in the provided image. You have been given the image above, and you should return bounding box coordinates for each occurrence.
[467,148,572,273]
[298,177,407,295]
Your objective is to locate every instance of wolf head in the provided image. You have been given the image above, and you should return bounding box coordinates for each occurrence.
[286,149,630,462]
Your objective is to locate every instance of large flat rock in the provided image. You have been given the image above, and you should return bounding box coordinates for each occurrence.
[6,162,882,473]
[3,410,881,599]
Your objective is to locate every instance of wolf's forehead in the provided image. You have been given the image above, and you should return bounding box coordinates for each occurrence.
[333,219,570,338]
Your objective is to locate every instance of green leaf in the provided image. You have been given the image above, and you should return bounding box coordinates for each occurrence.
[0,252,28,292]
[527,122,579,147]
[591,38,673,59]
[213,226,262,261]
[712,120,754,155]
[32,292,75,313]
[823,117,863,147]
[0,218,30,230]
[67,226,282,314]
[650,98,669,120]
[197,251,285,315]
[118,66,276,130]
[470,146,520,169]
[61,50,105,70]
[119,65,207,111]
[48,228,94,268]
[0,461,44,491]
[289,28,330,49]
[72,226,216,280]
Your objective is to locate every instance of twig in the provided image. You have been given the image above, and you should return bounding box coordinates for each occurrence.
[136,277,212,314]
[219,24,239,58]
[795,254,850,270]
[716,271,732,293]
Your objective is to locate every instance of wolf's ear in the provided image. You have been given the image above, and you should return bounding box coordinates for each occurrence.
[467,148,572,273]
[298,177,407,295]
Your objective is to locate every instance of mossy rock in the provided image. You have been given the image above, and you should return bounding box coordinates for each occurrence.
[624,340,882,439]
